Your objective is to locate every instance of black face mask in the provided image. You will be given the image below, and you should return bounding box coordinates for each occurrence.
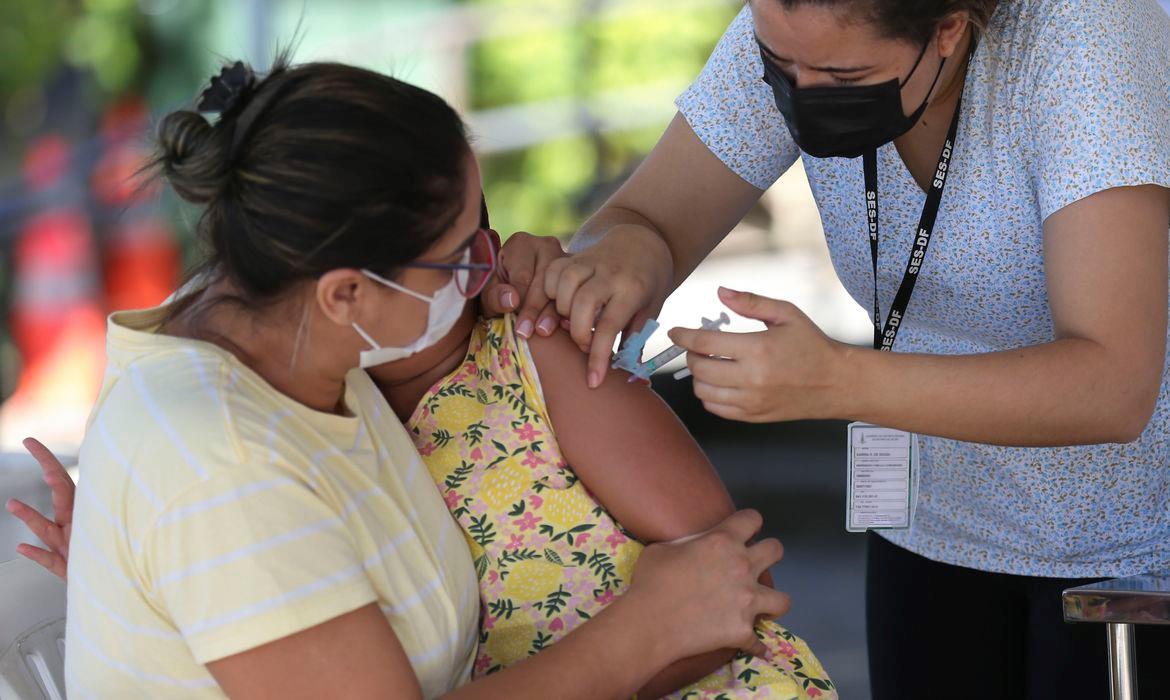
[761,40,945,159]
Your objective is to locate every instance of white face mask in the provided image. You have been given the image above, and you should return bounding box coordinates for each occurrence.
[352,267,466,368]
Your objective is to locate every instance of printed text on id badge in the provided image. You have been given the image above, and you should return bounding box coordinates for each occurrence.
[846,423,917,532]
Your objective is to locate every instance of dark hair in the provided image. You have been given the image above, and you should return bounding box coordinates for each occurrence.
[151,56,471,303]
[776,0,999,45]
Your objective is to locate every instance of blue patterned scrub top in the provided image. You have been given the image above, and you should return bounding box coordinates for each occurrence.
[677,0,1170,577]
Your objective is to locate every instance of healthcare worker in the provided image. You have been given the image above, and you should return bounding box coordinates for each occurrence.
[484,1,1170,697]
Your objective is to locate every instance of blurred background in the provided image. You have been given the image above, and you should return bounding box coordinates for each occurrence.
[0,0,874,453]
[10,0,1166,696]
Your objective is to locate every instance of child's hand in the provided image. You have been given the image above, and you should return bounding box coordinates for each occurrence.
[5,437,75,581]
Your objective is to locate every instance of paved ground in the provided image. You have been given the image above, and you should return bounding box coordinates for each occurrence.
[654,375,871,699]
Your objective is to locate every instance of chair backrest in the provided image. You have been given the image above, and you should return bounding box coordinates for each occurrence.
[0,557,67,700]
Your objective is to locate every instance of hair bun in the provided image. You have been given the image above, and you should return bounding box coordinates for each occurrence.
[153,61,260,204]
[156,110,229,204]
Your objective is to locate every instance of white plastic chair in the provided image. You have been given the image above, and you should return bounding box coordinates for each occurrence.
[0,557,66,700]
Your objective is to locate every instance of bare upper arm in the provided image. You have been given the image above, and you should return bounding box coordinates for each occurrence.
[578,113,766,285]
[524,327,735,543]
[206,603,423,700]
[1044,184,1169,413]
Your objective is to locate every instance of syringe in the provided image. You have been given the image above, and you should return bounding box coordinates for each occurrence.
[637,312,731,381]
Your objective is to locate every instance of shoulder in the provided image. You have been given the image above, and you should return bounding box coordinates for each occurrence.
[675,5,798,189]
[520,322,659,433]
[86,345,261,505]
[1027,0,1167,36]
[676,5,767,112]
[469,314,523,380]
[125,343,235,409]
[991,0,1170,216]
[1005,0,1170,75]
[96,346,239,452]
[708,5,757,65]
[519,321,591,389]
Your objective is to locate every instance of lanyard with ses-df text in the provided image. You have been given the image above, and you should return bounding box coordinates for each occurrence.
[863,96,962,352]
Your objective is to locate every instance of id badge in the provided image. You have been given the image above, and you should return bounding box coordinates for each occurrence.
[846,423,919,532]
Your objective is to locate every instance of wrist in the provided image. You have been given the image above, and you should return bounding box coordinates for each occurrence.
[610,586,680,670]
[829,341,871,419]
[614,222,674,294]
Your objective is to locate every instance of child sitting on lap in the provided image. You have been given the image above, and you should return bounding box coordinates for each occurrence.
[386,306,836,699]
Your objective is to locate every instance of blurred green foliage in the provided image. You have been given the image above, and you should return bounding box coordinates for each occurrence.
[469,0,737,237]
[0,0,738,240]
[469,2,733,107]
[0,0,147,106]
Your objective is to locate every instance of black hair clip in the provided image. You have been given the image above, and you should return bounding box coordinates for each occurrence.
[196,61,256,116]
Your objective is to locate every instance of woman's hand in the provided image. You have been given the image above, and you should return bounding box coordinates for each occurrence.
[5,438,75,580]
[627,509,789,661]
[481,226,674,388]
[480,231,568,340]
[669,288,849,423]
[545,224,674,388]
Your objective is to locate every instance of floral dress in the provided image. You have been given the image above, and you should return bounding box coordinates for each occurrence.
[407,316,836,699]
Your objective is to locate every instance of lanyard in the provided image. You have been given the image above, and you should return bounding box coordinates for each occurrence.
[863,97,962,352]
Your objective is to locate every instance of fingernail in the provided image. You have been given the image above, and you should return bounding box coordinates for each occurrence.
[517,319,534,338]
[588,371,600,388]
[537,317,556,336]
[718,286,739,298]
[5,500,16,513]
[503,290,518,308]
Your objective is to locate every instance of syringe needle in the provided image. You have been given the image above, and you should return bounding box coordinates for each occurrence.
[628,312,732,382]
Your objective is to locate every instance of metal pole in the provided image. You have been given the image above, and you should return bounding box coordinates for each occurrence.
[1107,622,1138,700]
[247,0,274,69]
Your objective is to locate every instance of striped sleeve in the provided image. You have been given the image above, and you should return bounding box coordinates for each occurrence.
[140,467,378,664]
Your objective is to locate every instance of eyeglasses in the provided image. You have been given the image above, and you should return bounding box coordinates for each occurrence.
[403,227,499,299]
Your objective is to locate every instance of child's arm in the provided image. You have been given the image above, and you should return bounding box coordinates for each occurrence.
[525,328,735,543]
[525,329,754,698]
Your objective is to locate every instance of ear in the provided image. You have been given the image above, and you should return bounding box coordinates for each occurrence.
[936,13,970,59]
[316,269,368,327]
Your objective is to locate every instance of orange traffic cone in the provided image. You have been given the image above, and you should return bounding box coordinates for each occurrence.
[0,135,107,452]
[93,97,180,312]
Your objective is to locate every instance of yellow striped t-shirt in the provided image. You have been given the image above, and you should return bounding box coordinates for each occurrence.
[65,306,479,698]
